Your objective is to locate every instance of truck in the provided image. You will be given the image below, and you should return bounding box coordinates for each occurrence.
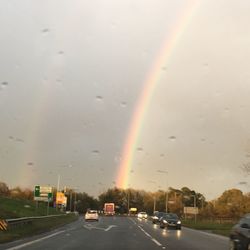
[104,203,115,216]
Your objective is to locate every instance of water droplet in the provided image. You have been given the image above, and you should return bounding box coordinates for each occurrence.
[8,136,14,140]
[238,181,247,185]
[42,28,49,33]
[245,154,250,158]
[201,138,206,142]
[16,138,24,143]
[137,147,143,152]
[2,81,8,87]
[27,162,34,166]
[161,66,167,71]
[58,51,64,55]
[160,153,165,157]
[92,150,100,154]
[96,96,103,101]
[169,136,176,141]
[120,101,127,107]
[130,169,134,174]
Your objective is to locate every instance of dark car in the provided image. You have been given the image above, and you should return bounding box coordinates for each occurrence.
[152,211,166,224]
[229,214,250,250]
[159,213,181,230]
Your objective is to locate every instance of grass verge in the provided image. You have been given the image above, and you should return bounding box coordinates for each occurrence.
[0,214,78,243]
[182,220,233,237]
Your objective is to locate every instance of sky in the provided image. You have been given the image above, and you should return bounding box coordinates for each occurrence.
[0,0,250,200]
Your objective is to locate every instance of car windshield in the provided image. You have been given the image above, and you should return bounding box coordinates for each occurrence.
[1,1,250,249]
[88,211,97,214]
[165,213,178,219]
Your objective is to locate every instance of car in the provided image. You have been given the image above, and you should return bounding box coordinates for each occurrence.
[137,212,148,219]
[152,211,166,224]
[229,214,250,250]
[85,210,99,221]
[159,213,181,230]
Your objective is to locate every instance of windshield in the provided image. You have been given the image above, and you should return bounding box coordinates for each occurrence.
[0,1,250,249]
[165,213,179,219]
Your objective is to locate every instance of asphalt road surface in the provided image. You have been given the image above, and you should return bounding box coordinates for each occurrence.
[0,216,230,250]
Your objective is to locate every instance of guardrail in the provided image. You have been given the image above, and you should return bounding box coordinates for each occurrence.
[1,214,68,230]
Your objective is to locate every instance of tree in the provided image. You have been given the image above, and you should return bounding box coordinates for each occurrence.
[0,182,9,196]
[215,189,245,218]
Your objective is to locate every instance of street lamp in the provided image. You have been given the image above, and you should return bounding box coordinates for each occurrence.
[157,170,168,213]
[191,194,197,224]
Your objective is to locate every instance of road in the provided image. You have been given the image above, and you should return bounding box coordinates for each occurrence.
[0,216,230,250]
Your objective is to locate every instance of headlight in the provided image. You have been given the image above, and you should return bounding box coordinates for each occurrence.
[163,219,167,223]
[177,221,181,224]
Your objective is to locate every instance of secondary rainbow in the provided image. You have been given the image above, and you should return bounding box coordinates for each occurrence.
[116,1,200,189]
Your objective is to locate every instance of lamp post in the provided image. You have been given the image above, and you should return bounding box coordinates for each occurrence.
[191,194,197,224]
[157,170,168,213]
[73,187,78,212]
[127,189,130,215]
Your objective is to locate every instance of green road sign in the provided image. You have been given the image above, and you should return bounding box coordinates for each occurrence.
[48,192,53,201]
[34,186,40,197]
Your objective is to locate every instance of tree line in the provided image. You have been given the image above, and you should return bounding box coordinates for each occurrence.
[0,181,249,219]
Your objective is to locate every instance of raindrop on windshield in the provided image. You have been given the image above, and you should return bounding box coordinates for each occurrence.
[120,101,127,107]
[160,153,165,157]
[27,162,34,166]
[169,136,176,141]
[137,147,143,152]
[42,28,49,34]
[92,150,100,155]
[238,181,247,185]
[58,51,64,55]
[96,96,103,101]
[2,82,8,87]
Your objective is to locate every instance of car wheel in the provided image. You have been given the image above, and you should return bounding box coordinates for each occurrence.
[229,240,236,250]
[160,223,164,229]
[177,226,181,230]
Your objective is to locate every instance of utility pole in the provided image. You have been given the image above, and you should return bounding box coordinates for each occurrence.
[153,196,156,213]
[194,195,197,224]
[127,189,130,215]
[74,191,77,212]
[166,190,169,213]
[70,190,72,212]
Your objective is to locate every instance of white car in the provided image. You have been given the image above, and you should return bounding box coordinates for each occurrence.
[85,210,99,221]
[137,212,148,219]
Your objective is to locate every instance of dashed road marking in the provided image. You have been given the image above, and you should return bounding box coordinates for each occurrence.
[151,238,162,247]
[129,217,165,248]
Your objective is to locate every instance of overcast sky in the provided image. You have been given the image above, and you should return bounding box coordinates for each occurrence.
[0,0,250,200]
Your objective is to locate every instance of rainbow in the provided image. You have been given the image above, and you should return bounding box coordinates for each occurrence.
[116,1,199,189]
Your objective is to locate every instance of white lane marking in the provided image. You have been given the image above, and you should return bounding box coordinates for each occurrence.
[129,217,164,248]
[83,224,117,231]
[104,225,117,231]
[5,230,65,250]
[128,218,137,225]
[151,238,162,247]
[138,225,163,247]
[138,226,152,238]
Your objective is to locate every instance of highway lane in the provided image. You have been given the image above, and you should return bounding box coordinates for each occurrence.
[132,217,229,250]
[0,216,230,250]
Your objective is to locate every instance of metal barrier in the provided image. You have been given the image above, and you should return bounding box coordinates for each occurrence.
[0,220,7,230]
[1,214,67,230]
